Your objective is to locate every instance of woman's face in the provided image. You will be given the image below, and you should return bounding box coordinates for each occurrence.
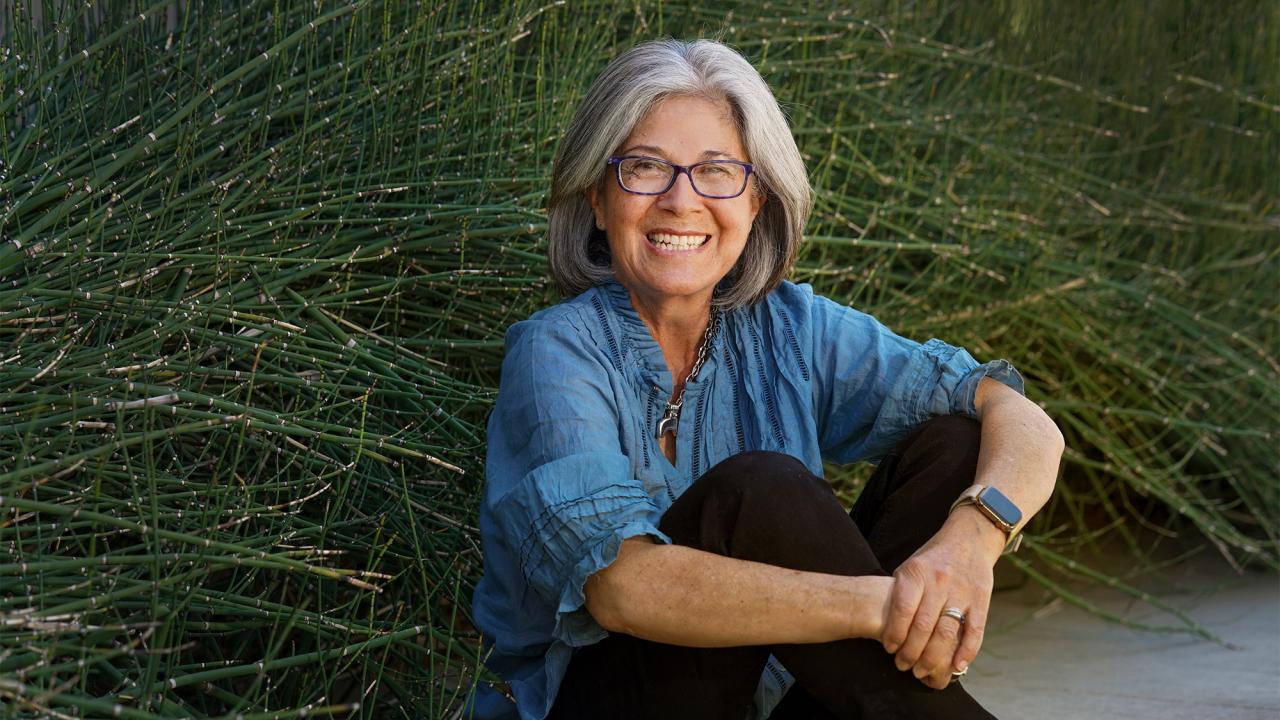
[588,95,764,310]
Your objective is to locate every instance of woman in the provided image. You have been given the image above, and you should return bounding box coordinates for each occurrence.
[470,39,1062,720]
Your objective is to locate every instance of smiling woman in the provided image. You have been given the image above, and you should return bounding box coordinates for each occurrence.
[470,39,1063,720]
[587,96,763,321]
[545,40,811,312]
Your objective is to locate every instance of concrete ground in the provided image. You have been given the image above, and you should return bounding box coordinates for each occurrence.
[962,552,1280,720]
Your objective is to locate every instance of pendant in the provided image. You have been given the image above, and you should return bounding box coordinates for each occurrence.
[656,404,680,438]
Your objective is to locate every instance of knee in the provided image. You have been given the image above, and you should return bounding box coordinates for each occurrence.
[697,451,829,504]
[921,414,981,444]
[685,452,864,571]
[900,414,982,472]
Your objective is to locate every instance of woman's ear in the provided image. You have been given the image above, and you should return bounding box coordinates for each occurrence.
[749,184,767,219]
[586,185,607,231]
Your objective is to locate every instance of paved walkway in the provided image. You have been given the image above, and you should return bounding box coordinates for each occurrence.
[962,553,1280,720]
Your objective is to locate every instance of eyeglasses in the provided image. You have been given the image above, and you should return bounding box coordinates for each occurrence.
[607,155,754,199]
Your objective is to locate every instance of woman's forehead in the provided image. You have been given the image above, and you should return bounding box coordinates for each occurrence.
[622,95,746,159]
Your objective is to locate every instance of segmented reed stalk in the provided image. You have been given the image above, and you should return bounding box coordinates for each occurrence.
[1,0,1275,716]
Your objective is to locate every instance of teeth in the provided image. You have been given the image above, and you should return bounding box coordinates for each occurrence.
[647,233,708,250]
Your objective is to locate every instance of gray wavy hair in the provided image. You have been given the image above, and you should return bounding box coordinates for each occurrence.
[547,39,812,309]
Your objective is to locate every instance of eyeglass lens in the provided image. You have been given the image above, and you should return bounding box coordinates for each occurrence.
[617,157,748,198]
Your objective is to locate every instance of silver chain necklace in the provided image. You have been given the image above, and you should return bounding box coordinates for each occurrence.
[656,310,720,439]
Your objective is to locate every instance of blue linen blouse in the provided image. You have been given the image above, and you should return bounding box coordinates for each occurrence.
[469,280,1023,720]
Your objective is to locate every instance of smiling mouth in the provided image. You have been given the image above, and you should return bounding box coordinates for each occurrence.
[647,232,710,251]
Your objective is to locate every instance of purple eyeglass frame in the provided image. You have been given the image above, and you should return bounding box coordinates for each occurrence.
[607,155,755,199]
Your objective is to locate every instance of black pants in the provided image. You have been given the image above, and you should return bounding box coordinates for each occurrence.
[548,415,999,720]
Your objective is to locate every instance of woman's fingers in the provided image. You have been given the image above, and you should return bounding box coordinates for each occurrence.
[893,573,946,672]
[881,567,923,654]
[913,607,965,689]
[882,532,998,687]
[952,597,989,673]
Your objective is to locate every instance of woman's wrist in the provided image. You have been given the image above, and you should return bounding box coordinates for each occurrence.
[942,506,1008,565]
[844,575,895,640]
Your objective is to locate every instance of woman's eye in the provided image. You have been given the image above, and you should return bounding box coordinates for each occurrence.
[696,163,734,178]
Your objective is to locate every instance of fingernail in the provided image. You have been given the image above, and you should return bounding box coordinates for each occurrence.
[895,660,908,672]
[885,642,899,654]
[956,661,968,672]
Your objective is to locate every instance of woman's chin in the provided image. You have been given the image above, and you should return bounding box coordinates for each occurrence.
[627,276,722,304]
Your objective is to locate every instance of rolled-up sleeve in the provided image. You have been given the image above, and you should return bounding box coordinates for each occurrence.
[808,293,1024,464]
[483,318,669,647]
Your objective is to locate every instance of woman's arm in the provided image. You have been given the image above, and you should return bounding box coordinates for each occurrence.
[881,377,1063,687]
[969,375,1063,533]
[585,536,895,647]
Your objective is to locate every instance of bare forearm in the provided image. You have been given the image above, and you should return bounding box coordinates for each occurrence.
[959,378,1064,555]
[976,383,1062,517]
[586,537,893,648]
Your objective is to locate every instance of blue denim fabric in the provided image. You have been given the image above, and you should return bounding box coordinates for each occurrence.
[469,281,1024,720]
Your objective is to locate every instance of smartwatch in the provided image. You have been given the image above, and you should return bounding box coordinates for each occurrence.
[950,484,1023,553]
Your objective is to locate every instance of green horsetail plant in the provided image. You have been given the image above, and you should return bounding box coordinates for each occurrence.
[1,0,1276,716]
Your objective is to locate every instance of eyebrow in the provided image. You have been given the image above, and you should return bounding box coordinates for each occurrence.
[620,145,738,160]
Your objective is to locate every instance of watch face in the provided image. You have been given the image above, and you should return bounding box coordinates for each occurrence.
[978,487,1022,527]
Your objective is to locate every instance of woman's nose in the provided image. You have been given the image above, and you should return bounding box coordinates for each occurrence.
[656,169,703,212]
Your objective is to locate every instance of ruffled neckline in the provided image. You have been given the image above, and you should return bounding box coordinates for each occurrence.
[603,281,663,363]
[601,281,725,389]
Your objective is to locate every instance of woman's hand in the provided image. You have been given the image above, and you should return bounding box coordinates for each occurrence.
[879,507,1005,690]
[880,379,1063,689]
